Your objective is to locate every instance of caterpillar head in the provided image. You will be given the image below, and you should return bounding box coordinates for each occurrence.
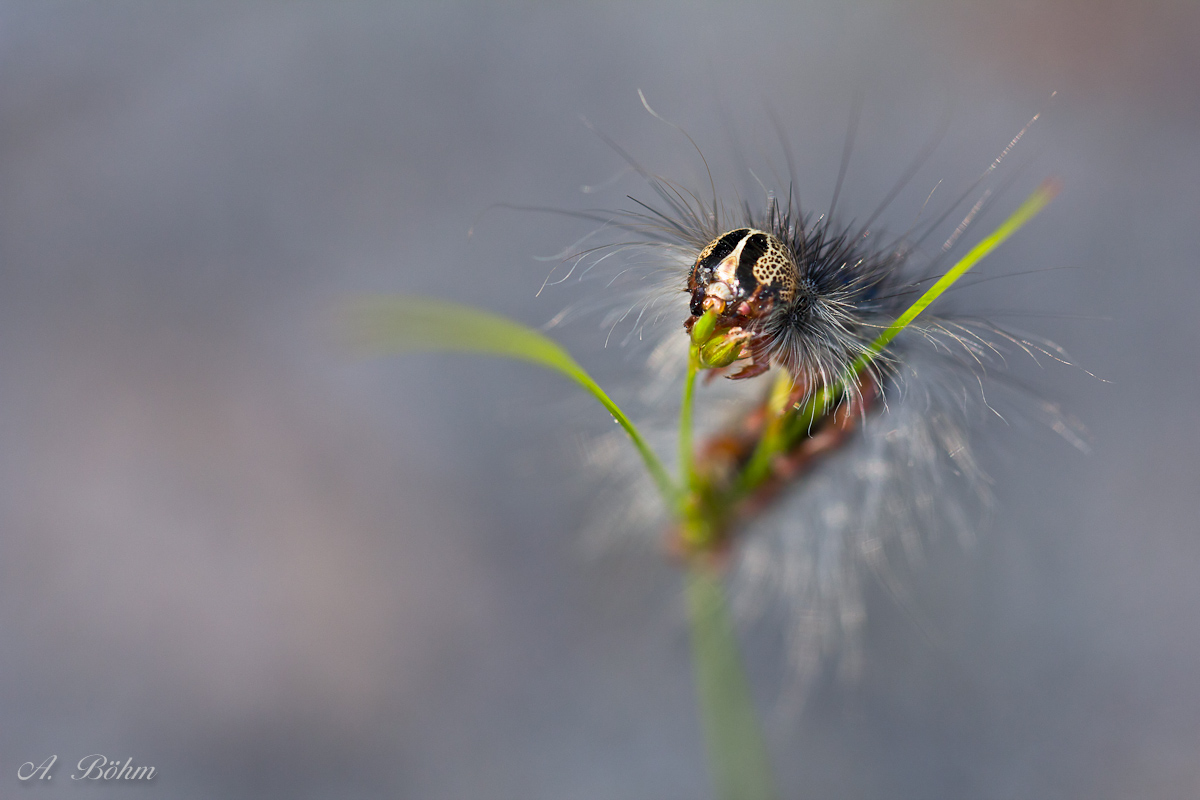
[686,227,835,380]
[687,228,799,324]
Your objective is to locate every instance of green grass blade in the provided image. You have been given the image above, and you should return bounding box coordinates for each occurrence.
[348,295,679,508]
[784,179,1062,444]
[687,566,778,800]
[851,178,1061,374]
[733,180,1060,498]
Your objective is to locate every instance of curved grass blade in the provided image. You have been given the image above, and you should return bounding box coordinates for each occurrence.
[347,295,680,508]
[740,179,1062,486]
[850,177,1062,379]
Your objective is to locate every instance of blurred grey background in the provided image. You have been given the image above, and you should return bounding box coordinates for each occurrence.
[1,3,1197,798]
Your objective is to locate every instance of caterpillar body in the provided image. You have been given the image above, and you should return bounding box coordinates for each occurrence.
[557,99,1082,692]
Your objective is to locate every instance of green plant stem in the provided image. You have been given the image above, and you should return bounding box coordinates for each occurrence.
[732,369,796,496]
[680,345,700,490]
[687,565,778,800]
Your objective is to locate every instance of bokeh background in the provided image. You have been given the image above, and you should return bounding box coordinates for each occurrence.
[1,3,1198,798]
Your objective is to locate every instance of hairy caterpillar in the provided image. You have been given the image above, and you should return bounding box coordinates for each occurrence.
[545,94,1083,693]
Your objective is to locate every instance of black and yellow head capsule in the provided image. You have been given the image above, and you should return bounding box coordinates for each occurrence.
[687,228,799,322]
